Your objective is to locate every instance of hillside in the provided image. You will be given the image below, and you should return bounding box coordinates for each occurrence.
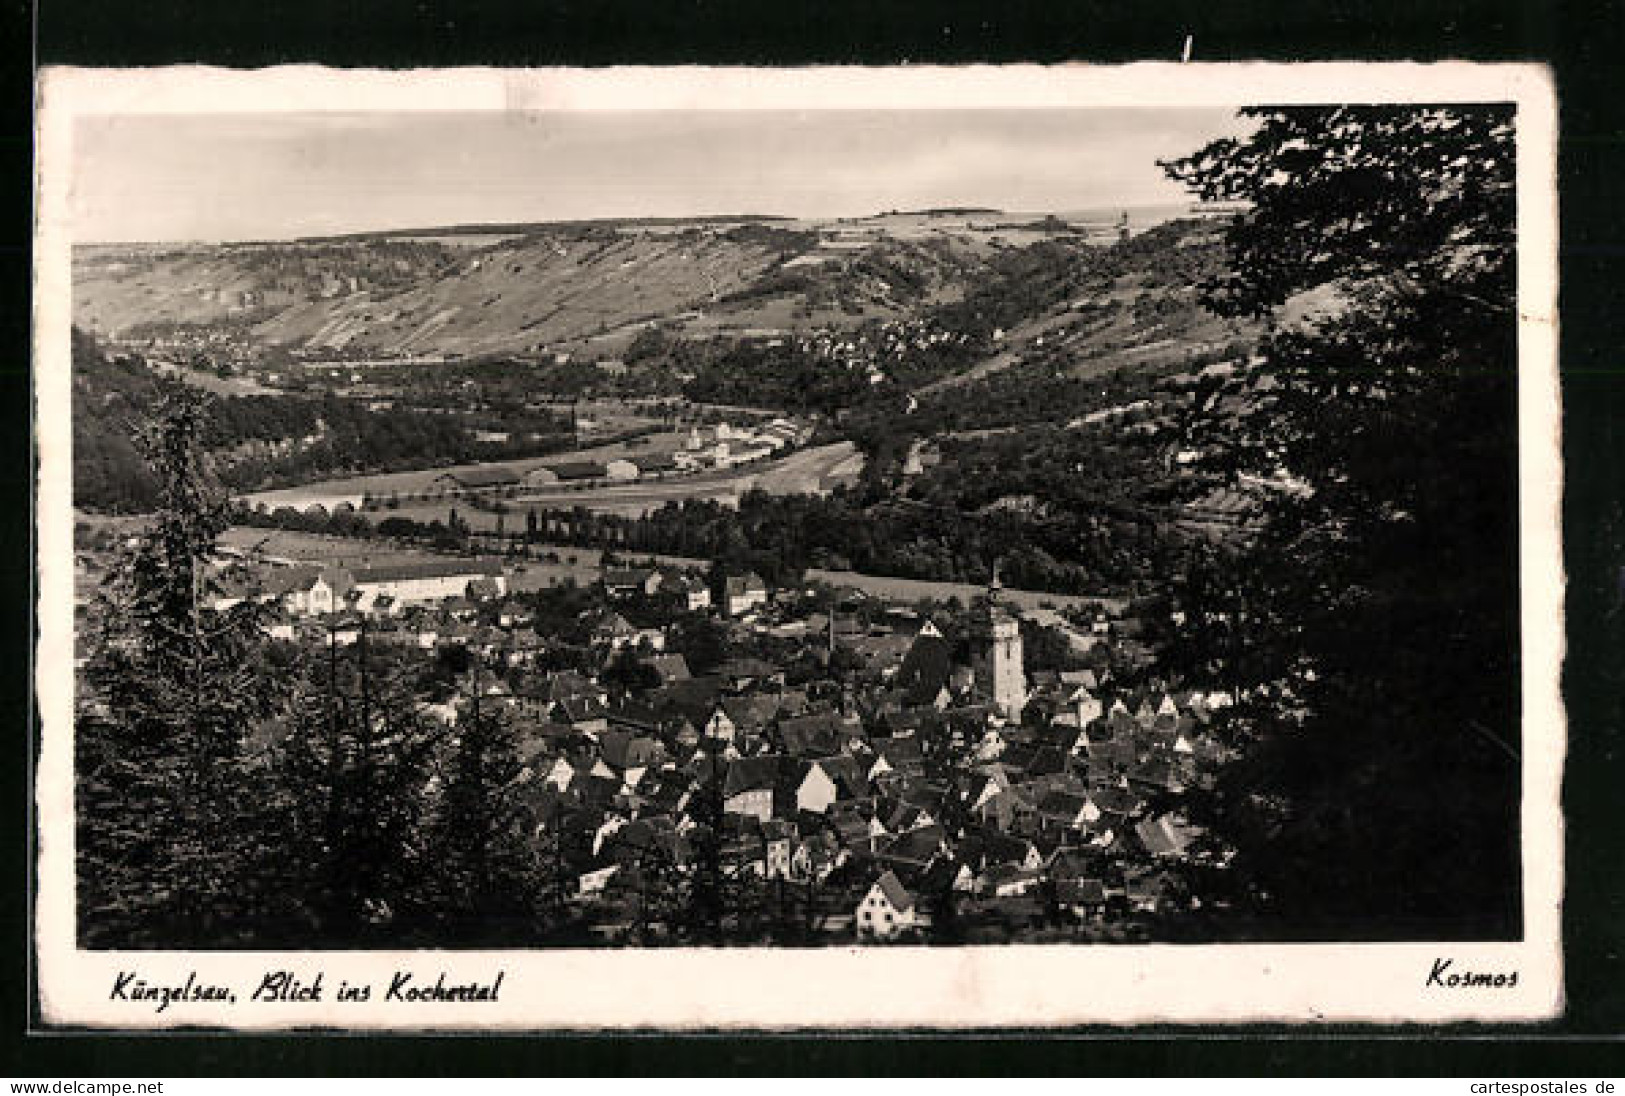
[72,212,1227,371]
[74,229,795,361]
[75,220,1003,362]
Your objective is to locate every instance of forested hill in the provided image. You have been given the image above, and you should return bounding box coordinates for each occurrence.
[71,329,574,512]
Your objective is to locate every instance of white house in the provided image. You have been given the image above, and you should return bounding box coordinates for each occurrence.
[855,870,921,940]
[287,572,341,615]
[722,756,780,823]
[1071,687,1104,727]
[724,573,769,617]
[704,706,736,742]
[764,831,794,880]
[795,761,841,815]
[668,573,711,611]
[544,757,578,792]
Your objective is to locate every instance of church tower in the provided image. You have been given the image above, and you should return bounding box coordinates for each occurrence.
[970,563,1026,721]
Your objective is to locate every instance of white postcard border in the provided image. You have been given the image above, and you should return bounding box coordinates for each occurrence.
[33,62,1563,1029]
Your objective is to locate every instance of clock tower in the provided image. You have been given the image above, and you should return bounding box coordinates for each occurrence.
[970,563,1026,721]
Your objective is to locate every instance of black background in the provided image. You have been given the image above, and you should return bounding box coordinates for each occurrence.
[9,0,1624,1075]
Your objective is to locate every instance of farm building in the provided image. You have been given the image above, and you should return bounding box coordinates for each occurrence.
[346,559,507,610]
[630,452,679,476]
[604,566,661,598]
[717,445,774,468]
[762,418,807,446]
[211,564,351,616]
[548,461,609,482]
[432,466,522,493]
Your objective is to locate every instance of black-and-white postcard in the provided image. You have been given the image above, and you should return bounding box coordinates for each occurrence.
[33,63,1562,1028]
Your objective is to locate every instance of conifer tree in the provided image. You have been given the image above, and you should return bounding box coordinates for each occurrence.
[276,622,442,945]
[681,742,728,944]
[918,709,978,944]
[622,838,685,945]
[530,799,591,940]
[77,385,279,946]
[429,653,539,944]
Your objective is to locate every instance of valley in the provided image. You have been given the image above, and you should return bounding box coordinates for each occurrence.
[72,205,1261,601]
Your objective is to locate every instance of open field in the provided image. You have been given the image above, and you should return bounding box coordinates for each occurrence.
[493,441,860,518]
[148,359,285,396]
[218,527,605,591]
[223,527,699,571]
[239,431,694,509]
[244,440,862,521]
[214,527,1121,610]
[218,527,458,568]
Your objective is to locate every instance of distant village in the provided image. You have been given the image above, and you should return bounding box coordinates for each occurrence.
[128,534,1237,944]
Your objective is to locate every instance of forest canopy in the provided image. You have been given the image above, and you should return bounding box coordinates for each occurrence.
[1158,104,1521,938]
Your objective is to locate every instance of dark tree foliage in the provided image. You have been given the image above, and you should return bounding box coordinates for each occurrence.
[70,327,165,511]
[680,741,730,944]
[475,473,1194,600]
[615,838,687,945]
[601,647,661,695]
[1160,105,1521,939]
[76,386,285,946]
[682,340,872,416]
[70,327,575,512]
[917,708,981,944]
[666,613,729,675]
[429,661,540,945]
[274,627,444,946]
[74,389,520,948]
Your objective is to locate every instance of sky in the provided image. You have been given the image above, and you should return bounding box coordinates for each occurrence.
[71,107,1253,244]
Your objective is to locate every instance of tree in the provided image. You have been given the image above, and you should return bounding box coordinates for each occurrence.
[276,623,442,945]
[680,739,730,944]
[667,613,729,675]
[619,837,686,945]
[1160,105,1521,938]
[76,385,282,946]
[917,709,981,944]
[429,656,539,944]
[601,647,660,695]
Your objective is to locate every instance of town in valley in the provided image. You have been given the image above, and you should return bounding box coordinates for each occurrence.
[69,105,1522,950]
